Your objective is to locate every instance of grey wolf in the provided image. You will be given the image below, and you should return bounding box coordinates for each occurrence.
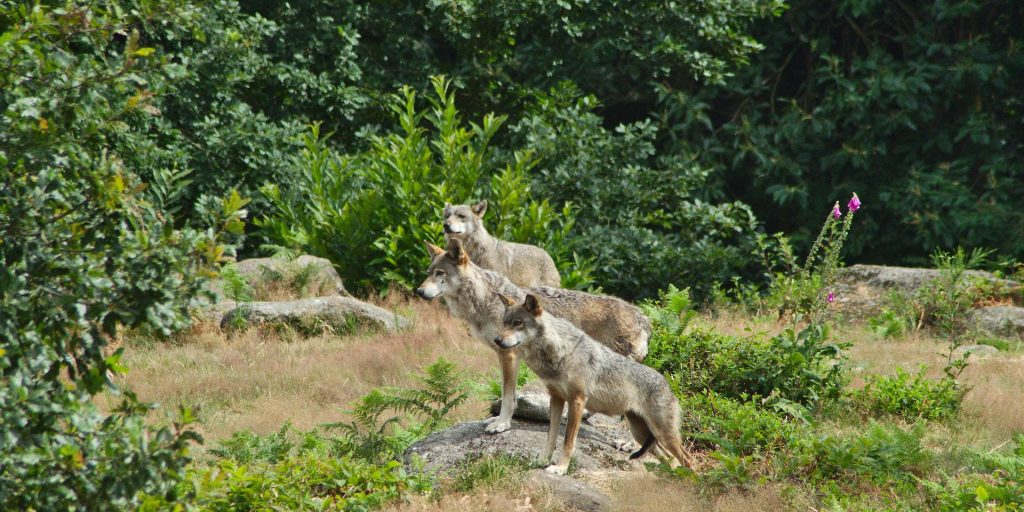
[442,200,561,288]
[494,294,695,475]
[416,239,649,434]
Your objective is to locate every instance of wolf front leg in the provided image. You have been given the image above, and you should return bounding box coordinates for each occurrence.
[546,392,585,475]
[484,349,519,434]
[543,390,566,462]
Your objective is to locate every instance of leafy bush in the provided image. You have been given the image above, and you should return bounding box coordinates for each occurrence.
[645,288,848,409]
[512,87,762,299]
[852,367,965,422]
[680,392,804,457]
[259,77,592,292]
[178,432,430,512]
[795,423,930,483]
[676,0,1024,267]
[923,435,1024,511]
[0,3,247,509]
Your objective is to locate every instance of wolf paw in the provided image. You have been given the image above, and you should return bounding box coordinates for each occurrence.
[614,438,639,453]
[544,463,568,476]
[484,418,511,434]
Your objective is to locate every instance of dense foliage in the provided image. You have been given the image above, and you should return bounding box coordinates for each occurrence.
[0,2,245,508]
[681,0,1024,265]
[258,77,591,292]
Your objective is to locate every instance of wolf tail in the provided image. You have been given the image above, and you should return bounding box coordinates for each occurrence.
[629,435,656,460]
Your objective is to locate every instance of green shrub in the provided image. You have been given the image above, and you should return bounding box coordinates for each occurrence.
[923,435,1024,511]
[645,288,848,408]
[674,0,1024,268]
[852,367,965,422]
[259,77,593,292]
[183,437,430,512]
[0,3,247,509]
[513,87,762,299]
[795,423,930,483]
[680,392,804,457]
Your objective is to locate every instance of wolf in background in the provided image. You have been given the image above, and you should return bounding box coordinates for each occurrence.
[442,200,561,288]
[416,239,649,433]
[495,294,695,475]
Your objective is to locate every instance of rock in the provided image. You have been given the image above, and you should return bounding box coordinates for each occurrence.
[220,296,409,333]
[527,469,611,512]
[953,344,1000,359]
[833,264,1019,317]
[208,255,348,302]
[967,306,1024,339]
[490,386,556,423]
[405,419,637,476]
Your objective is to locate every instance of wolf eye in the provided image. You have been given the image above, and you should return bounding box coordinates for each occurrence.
[457,214,466,219]
[434,270,445,276]
[513,319,524,327]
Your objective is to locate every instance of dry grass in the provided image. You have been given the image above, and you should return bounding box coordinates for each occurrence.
[842,325,1024,441]
[601,473,787,512]
[700,310,1024,444]
[100,292,1024,509]
[100,295,500,444]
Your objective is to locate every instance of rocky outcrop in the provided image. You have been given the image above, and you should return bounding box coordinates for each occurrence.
[207,255,348,302]
[833,264,1019,318]
[527,469,611,512]
[406,415,639,512]
[952,344,1001,359]
[406,417,636,476]
[967,306,1024,339]
[220,296,409,332]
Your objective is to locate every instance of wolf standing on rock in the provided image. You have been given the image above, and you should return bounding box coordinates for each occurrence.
[416,239,650,434]
[443,201,561,288]
[495,294,696,475]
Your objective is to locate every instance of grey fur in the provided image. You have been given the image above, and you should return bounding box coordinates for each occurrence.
[415,239,649,434]
[495,296,695,475]
[443,201,561,288]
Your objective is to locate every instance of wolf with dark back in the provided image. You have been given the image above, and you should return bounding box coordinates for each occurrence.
[495,294,695,475]
[416,239,650,433]
[442,200,561,288]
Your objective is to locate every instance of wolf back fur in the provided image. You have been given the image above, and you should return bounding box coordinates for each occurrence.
[495,295,695,475]
[416,239,649,433]
[443,201,561,288]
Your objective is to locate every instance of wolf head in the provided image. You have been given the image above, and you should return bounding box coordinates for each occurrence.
[442,200,487,237]
[415,239,471,300]
[493,294,544,349]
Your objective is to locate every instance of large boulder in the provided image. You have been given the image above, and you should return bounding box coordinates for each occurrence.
[406,418,637,476]
[527,469,612,512]
[406,418,636,512]
[967,306,1024,339]
[208,255,348,302]
[833,264,1018,317]
[219,296,409,333]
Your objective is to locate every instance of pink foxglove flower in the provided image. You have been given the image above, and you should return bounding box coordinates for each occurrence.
[848,192,861,213]
[827,292,835,303]
[832,201,842,220]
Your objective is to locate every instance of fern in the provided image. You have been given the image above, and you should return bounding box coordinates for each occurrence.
[324,358,468,463]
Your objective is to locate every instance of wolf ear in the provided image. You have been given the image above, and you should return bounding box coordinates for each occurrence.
[443,202,452,215]
[497,294,517,307]
[471,200,488,217]
[523,294,543,317]
[447,238,469,266]
[424,240,445,258]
